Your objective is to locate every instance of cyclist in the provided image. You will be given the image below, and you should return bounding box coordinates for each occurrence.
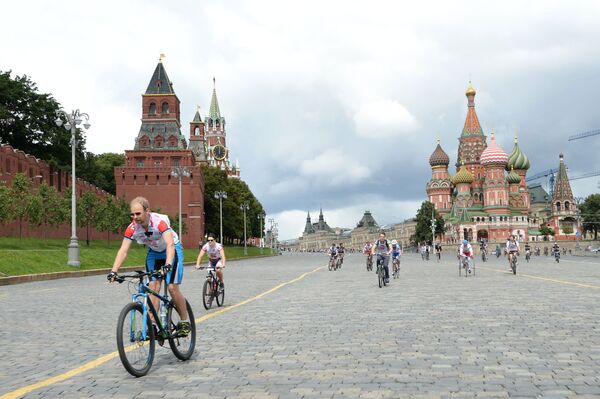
[195,233,226,288]
[552,242,560,259]
[363,241,374,269]
[495,243,501,258]
[372,232,391,283]
[458,239,473,273]
[338,243,345,265]
[524,242,531,262]
[506,235,520,271]
[479,239,487,257]
[391,239,401,271]
[434,242,442,261]
[107,196,190,336]
[420,243,427,261]
[328,243,338,264]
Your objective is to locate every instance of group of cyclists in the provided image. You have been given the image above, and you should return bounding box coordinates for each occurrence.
[360,233,402,283]
[106,196,227,339]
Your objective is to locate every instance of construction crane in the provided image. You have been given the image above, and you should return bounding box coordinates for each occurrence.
[570,170,600,181]
[568,129,600,141]
[526,168,558,196]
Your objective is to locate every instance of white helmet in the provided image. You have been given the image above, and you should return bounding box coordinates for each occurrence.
[391,239,398,245]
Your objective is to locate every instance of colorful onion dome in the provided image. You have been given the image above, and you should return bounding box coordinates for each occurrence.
[465,81,476,96]
[480,130,508,166]
[506,136,530,171]
[451,163,474,185]
[429,140,450,167]
[506,166,521,184]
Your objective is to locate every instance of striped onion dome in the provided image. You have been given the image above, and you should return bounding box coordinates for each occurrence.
[480,131,508,166]
[506,167,521,184]
[451,163,474,185]
[506,137,530,171]
[429,141,450,167]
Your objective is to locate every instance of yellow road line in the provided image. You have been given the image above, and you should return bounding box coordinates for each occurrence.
[0,266,324,399]
[478,265,600,289]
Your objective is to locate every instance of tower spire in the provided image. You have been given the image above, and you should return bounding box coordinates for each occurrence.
[209,77,221,119]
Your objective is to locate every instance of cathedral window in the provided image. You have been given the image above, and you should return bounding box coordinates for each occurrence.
[172,158,180,167]
[556,202,561,211]
[149,102,157,114]
[155,136,164,147]
[564,201,570,210]
[168,136,177,147]
[194,127,200,136]
[136,158,144,167]
[162,102,169,114]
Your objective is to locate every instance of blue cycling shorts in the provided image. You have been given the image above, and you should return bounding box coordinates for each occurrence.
[145,243,184,285]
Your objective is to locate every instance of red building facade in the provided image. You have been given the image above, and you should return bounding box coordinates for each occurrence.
[115,60,205,248]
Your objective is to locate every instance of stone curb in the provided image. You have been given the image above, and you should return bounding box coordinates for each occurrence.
[0,255,276,286]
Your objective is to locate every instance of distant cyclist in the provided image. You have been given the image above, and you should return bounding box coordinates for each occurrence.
[328,243,338,261]
[391,239,401,268]
[458,239,473,273]
[524,242,531,262]
[372,232,391,283]
[506,235,520,271]
[435,242,442,261]
[195,233,226,288]
[338,243,345,265]
[363,241,374,270]
[552,242,560,259]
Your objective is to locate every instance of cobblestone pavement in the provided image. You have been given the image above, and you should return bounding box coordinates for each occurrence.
[1,252,599,398]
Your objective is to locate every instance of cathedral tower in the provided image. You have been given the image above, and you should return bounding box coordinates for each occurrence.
[549,153,578,239]
[457,82,487,209]
[427,139,452,215]
[481,131,509,214]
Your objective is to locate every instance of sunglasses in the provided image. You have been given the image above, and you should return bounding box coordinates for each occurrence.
[130,212,143,217]
[207,239,214,242]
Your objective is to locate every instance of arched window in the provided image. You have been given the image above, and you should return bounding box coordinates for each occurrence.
[162,102,169,114]
[194,127,200,136]
[564,201,570,211]
[155,136,164,148]
[149,102,157,114]
[556,202,561,211]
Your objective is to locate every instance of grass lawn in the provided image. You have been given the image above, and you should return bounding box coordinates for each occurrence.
[0,237,271,277]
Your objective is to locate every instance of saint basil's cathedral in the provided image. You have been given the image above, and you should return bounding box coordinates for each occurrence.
[426,82,579,243]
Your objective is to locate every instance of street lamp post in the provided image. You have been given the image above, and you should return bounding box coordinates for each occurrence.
[430,208,436,246]
[55,109,91,267]
[268,218,274,255]
[574,196,584,250]
[240,203,250,255]
[214,191,227,243]
[171,166,190,241]
[257,212,265,254]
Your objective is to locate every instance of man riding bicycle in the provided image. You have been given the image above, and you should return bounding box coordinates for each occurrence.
[195,233,226,287]
[506,235,520,271]
[107,196,191,336]
[458,239,473,273]
[552,242,560,258]
[328,243,338,261]
[338,243,345,265]
[391,239,401,271]
[524,242,531,261]
[372,232,391,283]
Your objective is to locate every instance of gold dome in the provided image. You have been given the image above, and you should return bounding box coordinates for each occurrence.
[465,81,476,96]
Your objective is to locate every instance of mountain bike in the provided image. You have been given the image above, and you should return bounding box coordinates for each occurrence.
[328,255,337,271]
[458,256,474,277]
[392,256,400,279]
[336,256,343,270]
[200,267,225,310]
[366,254,373,271]
[376,255,387,288]
[481,248,487,262]
[113,268,196,377]
[554,251,560,263]
[509,252,518,274]
[525,250,531,263]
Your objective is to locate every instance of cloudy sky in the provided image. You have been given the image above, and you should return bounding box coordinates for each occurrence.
[3,0,600,239]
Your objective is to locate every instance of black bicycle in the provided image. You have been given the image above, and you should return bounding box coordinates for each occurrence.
[201,267,225,309]
[458,256,475,277]
[376,255,388,288]
[481,248,487,262]
[113,268,196,377]
[509,252,518,275]
[525,250,531,263]
[554,250,560,263]
[328,255,337,271]
[366,254,373,271]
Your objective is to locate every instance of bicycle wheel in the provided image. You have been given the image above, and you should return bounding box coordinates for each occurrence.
[202,279,214,310]
[328,259,333,271]
[116,302,155,377]
[377,265,383,288]
[512,259,517,275]
[216,283,225,307]
[168,299,196,361]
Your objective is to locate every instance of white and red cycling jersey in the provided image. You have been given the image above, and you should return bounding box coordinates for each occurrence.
[458,243,473,257]
[363,244,373,255]
[123,212,179,252]
[201,242,224,260]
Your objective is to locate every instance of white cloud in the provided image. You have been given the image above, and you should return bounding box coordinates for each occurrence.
[299,149,370,184]
[354,100,418,139]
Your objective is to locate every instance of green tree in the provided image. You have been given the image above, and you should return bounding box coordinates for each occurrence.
[96,196,130,245]
[0,181,13,224]
[8,173,34,239]
[26,181,65,241]
[561,225,574,235]
[580,194,600,240]
[78,152,125,194]
[79,191,100,246]
[411,201,445,245]
[540,225,555,237]
[0,70,86,168]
